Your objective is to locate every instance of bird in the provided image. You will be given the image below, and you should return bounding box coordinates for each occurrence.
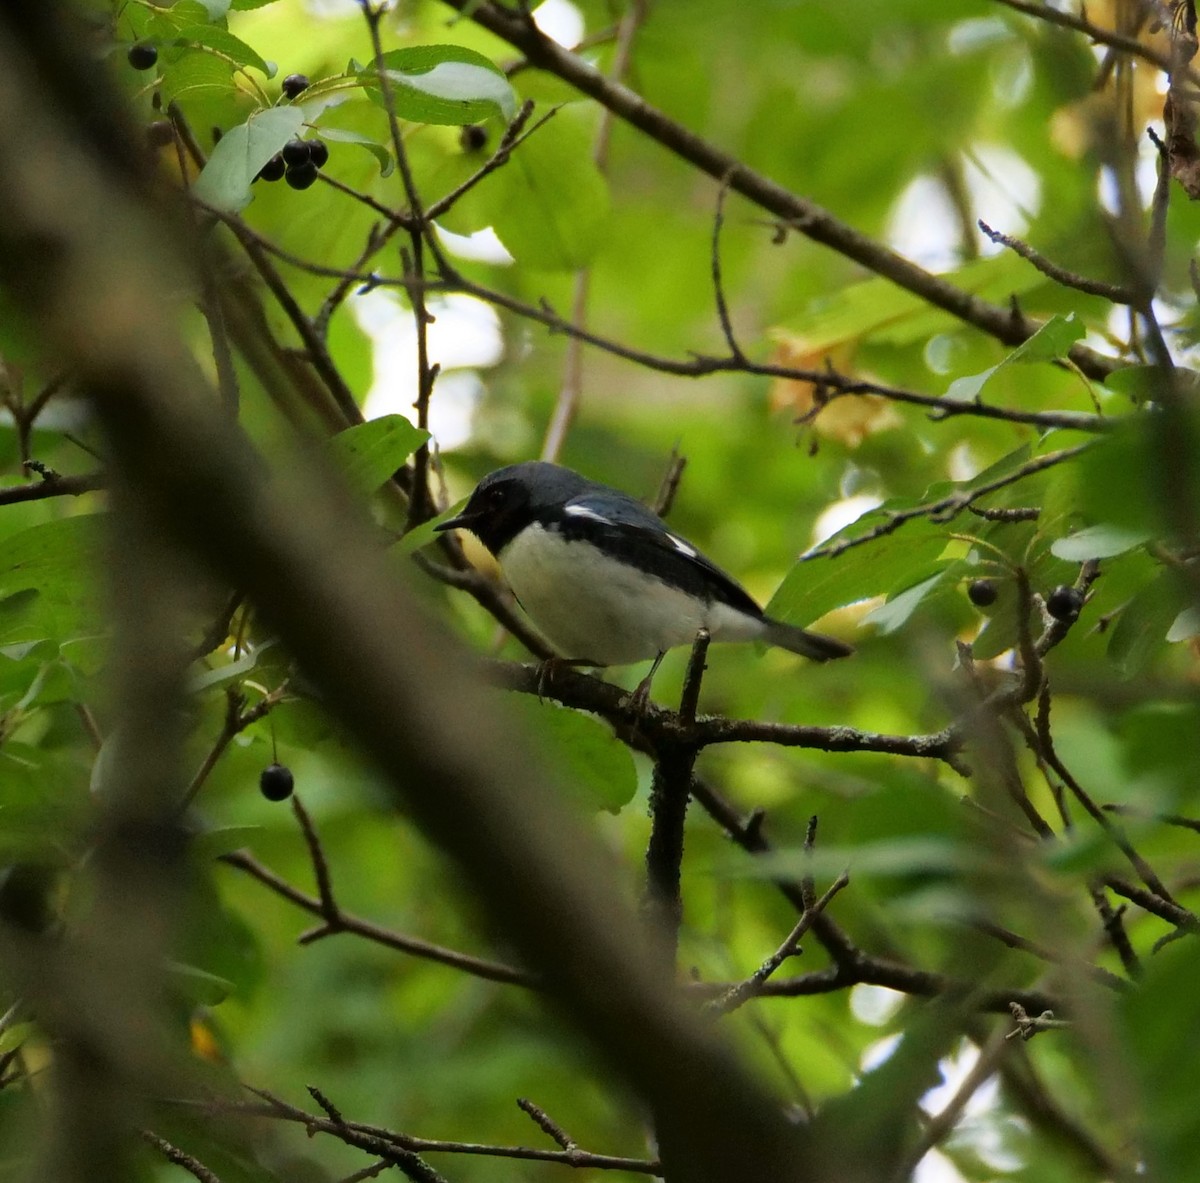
[434,462,853,687]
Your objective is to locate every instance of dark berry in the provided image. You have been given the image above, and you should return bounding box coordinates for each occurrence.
[1046,585,1085,623]
[307,138,329,169]
[256,153,286,182]
[285,161,319,190]
[281,138,311,167]
[281,73,310,99]
[128,41,158,70]
[259,763,295,802]
[145,120,174,149]
[460,124,488,152]
[967,579,998,608]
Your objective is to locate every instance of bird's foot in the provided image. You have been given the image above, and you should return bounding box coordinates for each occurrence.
[623,651,666,717]
[534,656,594,701]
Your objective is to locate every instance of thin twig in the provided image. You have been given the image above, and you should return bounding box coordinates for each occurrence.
[437,0,1124,382]
[708,872,850,1015]
[978,220,1137,304]
[219,849,535,987]
[516,1098,577,1151]
[806,445,1092,560]
[1007,1002,1072,1041]
[140,1130,223,1183]
[188,1091,662,1175]
[711,175,746,361]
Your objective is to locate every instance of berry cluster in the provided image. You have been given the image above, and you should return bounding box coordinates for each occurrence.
[257,137,330,191]
[965,577,1087,624]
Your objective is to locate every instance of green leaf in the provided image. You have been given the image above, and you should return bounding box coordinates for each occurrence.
[730,836,984,882]
[946,314,1084,402]
[329,416,429,498]
[1050,523,1152,561]
[191,825,263,860]
[314,128,393,177]
[159,48,237,108]
[0,515,104,644]
[146,0,215,36]
[392,511,450,559]
[191,105,305,212]
[167,24,273,77]
[1167,605,1200,642]
[1103,365,1200,405]
[357,46,516,125]
[188,649,259,695]
[507,697,637,813]
[1006,312,1086,363]
[1121,940,1200,1180]
[1107,570,1187,676]
[1074,422,1161,534]
[316,127,394,176]
[860,572,947,635]
[776,252,1051,351]
[166,960,236,1006]
[485,107,610,270]
[768,515,949,625]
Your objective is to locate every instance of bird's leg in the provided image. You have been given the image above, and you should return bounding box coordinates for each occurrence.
[626,650,666,715]
[535,655,595,701]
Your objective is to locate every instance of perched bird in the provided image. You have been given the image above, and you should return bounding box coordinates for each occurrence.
[434,462,853,678]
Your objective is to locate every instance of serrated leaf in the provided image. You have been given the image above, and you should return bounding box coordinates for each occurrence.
[1051,523,1152,561]
[358,46,516,125]
[317,127,393,176]
[507,697,637,813]
[192,105,305,212]
[329,416,428,498]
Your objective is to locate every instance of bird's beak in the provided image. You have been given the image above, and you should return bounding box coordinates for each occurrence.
[433,507,475,534]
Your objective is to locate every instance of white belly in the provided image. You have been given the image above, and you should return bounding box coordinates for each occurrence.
[499,524,765,665]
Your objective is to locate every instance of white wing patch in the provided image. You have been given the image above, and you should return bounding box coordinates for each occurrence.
[667,533,697,558]
[563,504,611,525]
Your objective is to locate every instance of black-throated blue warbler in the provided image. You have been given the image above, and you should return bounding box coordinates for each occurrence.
[435,462,853,674]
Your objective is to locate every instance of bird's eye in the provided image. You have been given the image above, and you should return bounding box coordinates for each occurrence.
[485,486,506,507]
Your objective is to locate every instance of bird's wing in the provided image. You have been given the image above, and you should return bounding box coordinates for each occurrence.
[558,492,764,618]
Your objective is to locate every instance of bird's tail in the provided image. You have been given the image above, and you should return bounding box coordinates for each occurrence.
[763,617,854,662]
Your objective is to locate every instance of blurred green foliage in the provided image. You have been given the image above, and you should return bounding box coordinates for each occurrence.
[1,0,1199,1180]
